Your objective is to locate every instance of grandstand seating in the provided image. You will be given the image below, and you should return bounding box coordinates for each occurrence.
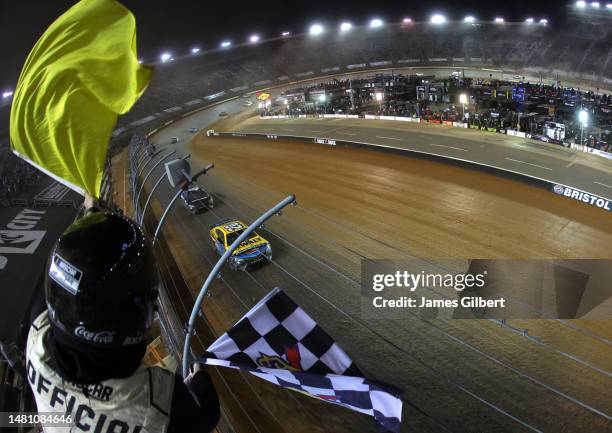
[0,21,609,142]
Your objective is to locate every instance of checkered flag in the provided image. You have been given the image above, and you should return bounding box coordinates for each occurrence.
[200,288,403,432]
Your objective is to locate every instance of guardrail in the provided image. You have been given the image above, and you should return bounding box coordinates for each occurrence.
[207,130,612,213]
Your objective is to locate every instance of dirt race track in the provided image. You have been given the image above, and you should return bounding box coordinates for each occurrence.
[148,110,612,432]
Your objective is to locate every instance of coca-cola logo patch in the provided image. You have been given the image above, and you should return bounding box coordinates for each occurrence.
[74,326,115,344]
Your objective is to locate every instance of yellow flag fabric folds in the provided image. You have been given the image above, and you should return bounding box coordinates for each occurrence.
[10,0,152,197]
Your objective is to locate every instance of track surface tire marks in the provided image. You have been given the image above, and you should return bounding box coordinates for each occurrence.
[142,113,612,433]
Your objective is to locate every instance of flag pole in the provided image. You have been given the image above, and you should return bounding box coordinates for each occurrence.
[182,194,297,378]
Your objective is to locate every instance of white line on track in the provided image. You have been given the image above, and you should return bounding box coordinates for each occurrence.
[376,135,402,141]
[337,131,357,135]
[430,143,468,152]
[281,128,295,132]
[505,158,552,171]
[308,129,324,133]
[594,181,612,189]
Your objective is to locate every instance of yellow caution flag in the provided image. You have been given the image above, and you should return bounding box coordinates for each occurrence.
[9,0,152,197]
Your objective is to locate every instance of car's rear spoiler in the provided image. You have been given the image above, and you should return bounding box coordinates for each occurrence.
[209,217,237,230]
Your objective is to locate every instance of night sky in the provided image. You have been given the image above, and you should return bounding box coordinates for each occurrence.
[0,0,568,92]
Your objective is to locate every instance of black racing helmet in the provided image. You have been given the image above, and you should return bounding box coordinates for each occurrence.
[45,212,158,348]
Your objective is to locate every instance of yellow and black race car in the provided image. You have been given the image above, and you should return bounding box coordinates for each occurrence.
[209,218,272,271]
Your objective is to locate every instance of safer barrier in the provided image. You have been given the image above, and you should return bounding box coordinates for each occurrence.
[207,130,611,213]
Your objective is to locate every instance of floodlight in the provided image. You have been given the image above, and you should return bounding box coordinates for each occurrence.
[459,94,468,104]
[430,14,446,24]
[281,31,291,36]
[374,92,384,101]
[539,18,548,24]
[525,17,534,23]
[2,91,13,99]
[579,110,588,124]
[310,24,324,35]
[165,159,191,188]
[160,52,171,63]
[369,18,383,28]
[249,34,260,43]
[138,59,143,64]
[191,47,200,54]
[340,22,352,32]
[494,17,504,23]
[606,3,612,9]
[591,2,600,7]
[402,18,412,23]
[220,40,231,48]
[318,94,326,102]
[464,16,476,23]
[576,0,586,6]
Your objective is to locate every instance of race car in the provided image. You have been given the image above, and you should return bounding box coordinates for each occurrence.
[180,186,214,214]
[188,127,198,133]
[209,218,272,271]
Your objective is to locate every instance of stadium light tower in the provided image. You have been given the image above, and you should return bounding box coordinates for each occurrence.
[220,40,231,48]
[191,47,200,54]
[369,18,383,28]
[464,16,476,23]
[309,24,324,35]
[249,34,260,43]
[579,110,588,145]
[340,22,352,32]
[576,0,586,7]
[160,52,171,63]
[430,14,447,24]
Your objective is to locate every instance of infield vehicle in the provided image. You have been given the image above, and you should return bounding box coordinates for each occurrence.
[188,127,198,133]
[209,218,272,271]
[218,111,228,117]
[180,185,214,214]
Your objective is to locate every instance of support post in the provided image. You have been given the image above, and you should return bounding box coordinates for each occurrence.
[138,154,191,225]
[134,150,176,220]
[152,163,214,244]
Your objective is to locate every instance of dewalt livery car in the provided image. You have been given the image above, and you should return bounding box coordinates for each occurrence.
[209,218,272,271]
